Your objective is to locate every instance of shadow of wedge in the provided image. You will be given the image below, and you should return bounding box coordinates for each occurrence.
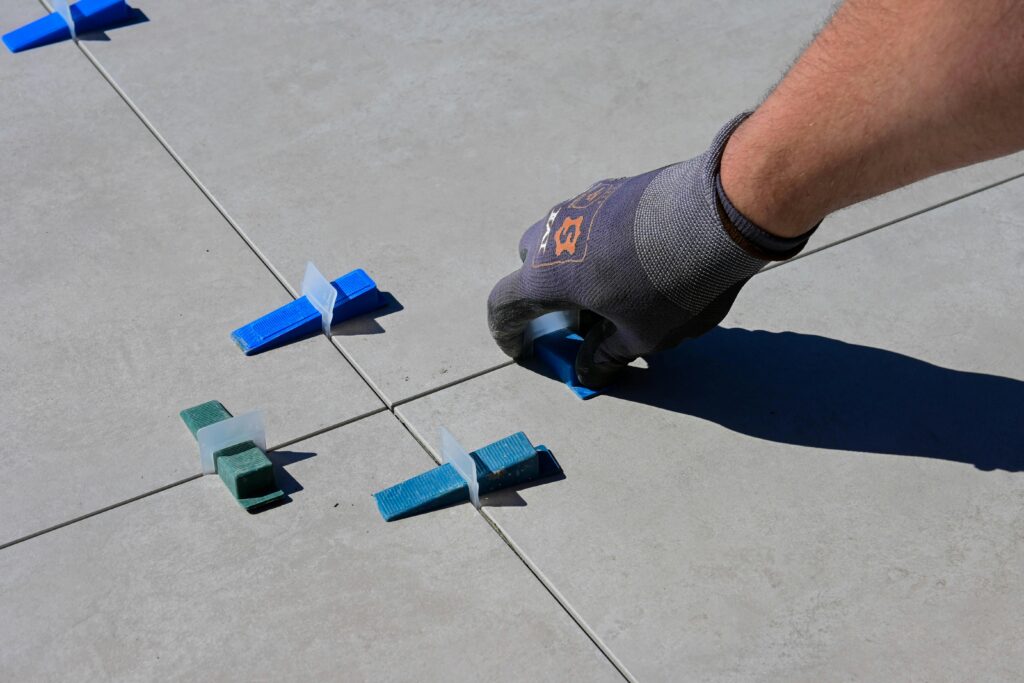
[76,6,149,42]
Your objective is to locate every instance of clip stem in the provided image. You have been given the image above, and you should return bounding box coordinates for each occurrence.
[301,261,337,338]
[441,427,480,509]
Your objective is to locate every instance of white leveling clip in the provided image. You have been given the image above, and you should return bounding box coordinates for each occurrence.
[523,310,577,356]
[301,261,337,338]
[441,426,480,509]
[52,0,76,39]
[196,410,267,475]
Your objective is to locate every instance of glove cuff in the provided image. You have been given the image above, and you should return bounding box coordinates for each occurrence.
[633,114,770,316]
[715,172,818,261]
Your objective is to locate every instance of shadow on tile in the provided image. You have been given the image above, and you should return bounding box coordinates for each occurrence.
[262,450,317,506]
[607,327,1024,472]
[76,6,149,42]
[483,469,568,509]
[331,291,403,336]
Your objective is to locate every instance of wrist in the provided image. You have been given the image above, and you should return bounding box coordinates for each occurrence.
[719,110,827,238]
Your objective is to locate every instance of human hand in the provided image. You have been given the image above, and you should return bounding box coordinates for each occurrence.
[487,115,811,388]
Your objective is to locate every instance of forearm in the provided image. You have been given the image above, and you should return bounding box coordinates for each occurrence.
[721,0,1024,237]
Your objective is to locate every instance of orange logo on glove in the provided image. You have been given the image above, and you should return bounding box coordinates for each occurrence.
[554,216,584,256]
[531,179,624,269]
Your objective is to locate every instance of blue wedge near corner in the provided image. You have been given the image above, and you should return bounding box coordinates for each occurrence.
[533,328,602,399]
[231,268,384,355]
[374,432,561,521]
[3,0,130,53]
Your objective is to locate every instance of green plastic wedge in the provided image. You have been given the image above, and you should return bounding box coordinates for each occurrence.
[179,401,285,512]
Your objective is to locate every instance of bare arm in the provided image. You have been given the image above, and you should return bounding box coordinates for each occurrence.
[722,0,1024,237]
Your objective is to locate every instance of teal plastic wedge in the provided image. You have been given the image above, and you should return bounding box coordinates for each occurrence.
[231,268,383,355]
[3,0,130,53]
[179,400,285,512]
[374,432,561,521]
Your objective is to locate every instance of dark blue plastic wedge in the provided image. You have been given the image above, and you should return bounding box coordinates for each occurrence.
[231,268,383,355]
[533,328,601,399]
[3,0,130,53]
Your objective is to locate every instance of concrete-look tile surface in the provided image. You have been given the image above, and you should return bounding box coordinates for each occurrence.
[81,0,1024,401]
[397,180,1024,680]
[0,413,621,682]
[0,4,382,545]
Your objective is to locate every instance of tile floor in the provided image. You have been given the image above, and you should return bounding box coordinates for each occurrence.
[1,1,1021,680]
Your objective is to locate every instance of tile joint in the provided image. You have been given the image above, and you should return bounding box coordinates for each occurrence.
[0,473,202,551]
[64,26,396,412]
[390,409,636,682]
[763,170,1024,273]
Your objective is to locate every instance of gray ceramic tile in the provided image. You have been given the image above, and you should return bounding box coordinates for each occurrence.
[397,180,1024,680]
[81,0,1024,402]
[0,412,620,682]
[0,4,382,545]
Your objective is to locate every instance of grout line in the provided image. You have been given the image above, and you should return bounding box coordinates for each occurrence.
[478,511,637,682]
[62,41,293,296]
[761,169,1024,273]
[0,473,202,551]
[391,359,516,409]
[328,337,393,408]
[390,408,636,682]
[269,406,388,451]
[1,406,389,551]
[67,36,398,412]
[392,409,442,465]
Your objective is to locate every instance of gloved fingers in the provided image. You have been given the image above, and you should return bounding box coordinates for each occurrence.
[487,267,571,359]
[574,279,753,388]
[646,278,751,355]
[488,207,574,358]
[575,317,647,389]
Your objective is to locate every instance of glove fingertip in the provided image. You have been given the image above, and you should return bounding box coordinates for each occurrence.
[575,318,631,389]
[487,269,561,360]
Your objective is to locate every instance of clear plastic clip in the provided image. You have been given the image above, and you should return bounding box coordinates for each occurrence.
[523,310,577,356]
[302,261,337,338]
[440,427,479,509]
[196,411,267,475]
[52,0,75,39]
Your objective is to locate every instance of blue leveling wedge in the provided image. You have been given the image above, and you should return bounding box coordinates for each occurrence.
[524,311,603,399]
[231,268,383,355]
[373,432,562,521]
[3,0,130,53]
[533,328,601,400]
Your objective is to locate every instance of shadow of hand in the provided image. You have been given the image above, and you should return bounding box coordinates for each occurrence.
[606,327,1023,471]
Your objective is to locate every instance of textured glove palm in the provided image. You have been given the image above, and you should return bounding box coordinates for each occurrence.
[487,115,811,388]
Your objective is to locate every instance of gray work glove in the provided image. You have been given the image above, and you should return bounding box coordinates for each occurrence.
[487,114,813,388]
